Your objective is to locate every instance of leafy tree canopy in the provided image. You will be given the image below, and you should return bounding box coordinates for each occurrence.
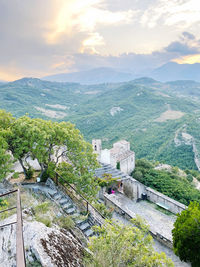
[84,216,174,267]
[0,110,99,197]
[0,110,14,180]
[172,202,200,267]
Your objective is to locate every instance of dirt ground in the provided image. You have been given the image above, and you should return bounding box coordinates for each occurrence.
[9,171,40,184]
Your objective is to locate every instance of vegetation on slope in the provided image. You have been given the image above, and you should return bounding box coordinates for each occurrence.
[84,217,173,267]
[0,110,99,198]
[1,78,200,170]
[132,159,200,205]
[172,202,200,267]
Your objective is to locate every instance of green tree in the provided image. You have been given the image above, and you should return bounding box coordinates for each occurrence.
[0,110,14,181]
[7,116,99,187]
[84,217,174,267]
[172,202,200,267]
[7,116,35,178]
[116,161,120,170]
[0,136,12,181]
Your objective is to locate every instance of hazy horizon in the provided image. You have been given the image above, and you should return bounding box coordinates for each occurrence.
[1,0,200,81]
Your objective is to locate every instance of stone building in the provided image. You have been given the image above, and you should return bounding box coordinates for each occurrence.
[92,139,135,175]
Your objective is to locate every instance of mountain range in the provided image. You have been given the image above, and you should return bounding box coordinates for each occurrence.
[43,62,200,84]
[1,77,200,170]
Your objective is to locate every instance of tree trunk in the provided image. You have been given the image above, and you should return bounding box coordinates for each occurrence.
[39,163,47,179]
[18,158,28,178]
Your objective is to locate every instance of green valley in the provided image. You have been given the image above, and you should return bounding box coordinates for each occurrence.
[1,77,200,170]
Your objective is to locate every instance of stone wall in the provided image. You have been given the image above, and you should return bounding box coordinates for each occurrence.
[121,177,186,214]
[146,187,186,214]
[122,177,146,200]
[120,154,135,175]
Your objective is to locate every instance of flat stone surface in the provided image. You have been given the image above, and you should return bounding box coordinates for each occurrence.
[79,222,90,231]
[59,198,69,205]
[65,207,76,214]
[84,228,94,237]
[106,192,176,241]
[62,203,73,210]
[54,193,62,200]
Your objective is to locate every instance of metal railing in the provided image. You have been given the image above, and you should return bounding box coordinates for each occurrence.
[0,189,26,267]
[54,172,106,225]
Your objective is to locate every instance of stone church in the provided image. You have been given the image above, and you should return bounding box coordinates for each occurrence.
[92,139,135,175]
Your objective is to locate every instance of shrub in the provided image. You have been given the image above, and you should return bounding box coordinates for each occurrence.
[186,174,193,183]
[57,215,75,230]
[12,172,19,179]
[93,203,113,219]
[26,167,34,180]
[35,215,52,227]
[34,202,49,214]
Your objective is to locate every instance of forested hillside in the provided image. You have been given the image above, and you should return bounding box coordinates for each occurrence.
[1,77,200,170]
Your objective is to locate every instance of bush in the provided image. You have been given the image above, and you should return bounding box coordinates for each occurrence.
[116,161,120,170]
[93,203,113,219]
[133,170,143,180]
[40,162,56,182]
[34,202,49,214]
[26,167,34,179]
[186,174,193,183]
[56,215,75,230]
[97,173,118,187]
[12,172,19,179]
[35,215,52,227]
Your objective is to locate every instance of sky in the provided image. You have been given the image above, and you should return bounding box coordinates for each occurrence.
[1,0,200,81]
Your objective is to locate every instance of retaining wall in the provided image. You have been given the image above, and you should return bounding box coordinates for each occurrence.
[146,187,186,214]
[121,177,186,214]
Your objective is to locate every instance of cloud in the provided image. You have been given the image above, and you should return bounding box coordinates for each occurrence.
[182,31,195,40]
[165,41,199,55]
[0,0,200,80]
[0,0,137,80]
[141,0,200,29]
[46,0,135,52]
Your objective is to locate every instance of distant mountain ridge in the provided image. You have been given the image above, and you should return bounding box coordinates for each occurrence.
[43,63,200,84]
[150,62,200,82]
[43,67,135,84]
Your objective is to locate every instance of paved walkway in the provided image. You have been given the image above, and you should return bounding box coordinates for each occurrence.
[106,192,176,241]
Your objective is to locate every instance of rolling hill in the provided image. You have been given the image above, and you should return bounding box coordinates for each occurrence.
[1,77,200,170]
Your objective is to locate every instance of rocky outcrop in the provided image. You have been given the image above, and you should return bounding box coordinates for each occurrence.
[174,127,200,170]
[0,213,84,267]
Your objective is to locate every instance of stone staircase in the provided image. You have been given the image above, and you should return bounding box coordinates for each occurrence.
[22,180,97,238]
[94,163,129,180]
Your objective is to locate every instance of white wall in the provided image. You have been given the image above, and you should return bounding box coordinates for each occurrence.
[120,153,135,175]
[100,149,111,164]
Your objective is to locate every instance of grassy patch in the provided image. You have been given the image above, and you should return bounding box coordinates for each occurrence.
[54,215,75,230]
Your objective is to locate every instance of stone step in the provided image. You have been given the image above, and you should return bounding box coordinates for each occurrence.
[79,222,90,231]
[65,207,76,215]
[54,193,62,201]
[48,189,58,197]
[75,218,88,226]
[84,228,94,237]
[62,202,73,210]
[59,198,69,205]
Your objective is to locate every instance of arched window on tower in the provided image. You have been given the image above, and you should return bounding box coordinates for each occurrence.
[94,145,97,151]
